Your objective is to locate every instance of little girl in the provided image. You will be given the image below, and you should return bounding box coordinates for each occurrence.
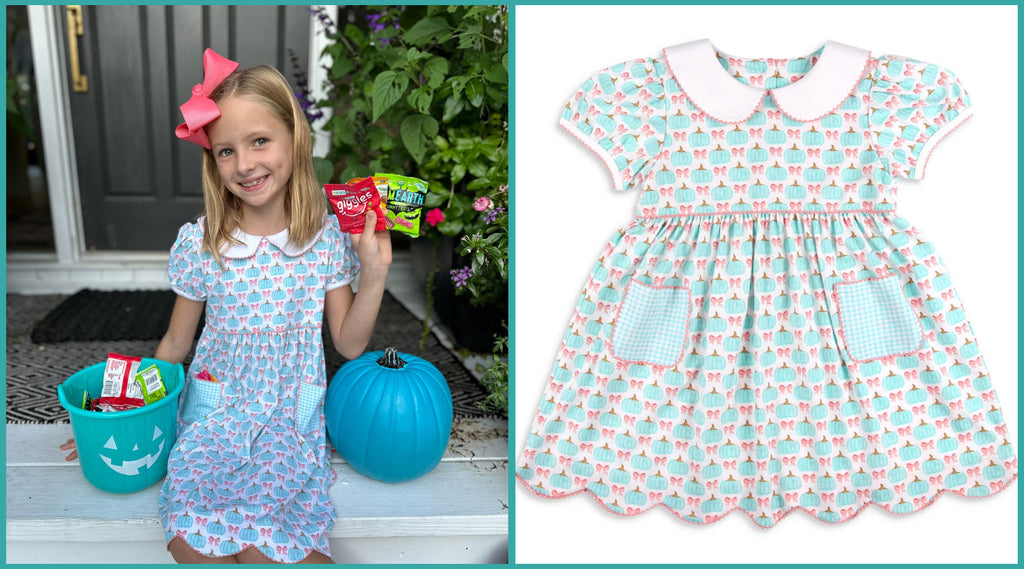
[63,48,390,564]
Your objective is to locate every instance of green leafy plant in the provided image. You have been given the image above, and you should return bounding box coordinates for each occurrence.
[309,5,508,410]
[311,5,508,241]
[449,184,506,307]
[475,324,508,417]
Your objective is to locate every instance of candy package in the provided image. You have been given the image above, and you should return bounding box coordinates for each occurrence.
[375,173,427,237]
[325,178,389,234]
[93,352,145,411]
[195,368,219,383]
[135,364,167,404]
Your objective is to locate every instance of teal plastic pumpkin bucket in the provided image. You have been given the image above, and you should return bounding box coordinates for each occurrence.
[57,358,184,493]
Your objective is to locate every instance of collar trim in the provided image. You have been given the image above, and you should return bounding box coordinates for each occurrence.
[664,39,871,124]
[205,216,326,259]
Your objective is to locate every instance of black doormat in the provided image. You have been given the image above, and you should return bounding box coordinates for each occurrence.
[30,289,200,343]
[14,289,494,420]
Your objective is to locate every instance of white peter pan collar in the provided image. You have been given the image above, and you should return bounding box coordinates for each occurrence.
[202,215,326,259]
[663,39,871,123]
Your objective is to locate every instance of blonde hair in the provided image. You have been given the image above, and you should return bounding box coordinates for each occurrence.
[199,64,326,267]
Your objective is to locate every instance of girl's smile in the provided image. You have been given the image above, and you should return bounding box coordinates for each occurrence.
[207,95,294,225]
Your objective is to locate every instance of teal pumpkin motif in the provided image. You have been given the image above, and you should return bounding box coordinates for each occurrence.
[967,482,991,498]
[684,477,705,496]
[615,431,637,450]
[913,420,936,441]
[888,465,907,484]
[599,409,623,428]
[702,495,723,513]
[536,449,557,467]
[891,406,912,426]
[663,491,685,510]
[594,444,615,463]
[945,469,967,487]
[959,447,981,466]
[609,465,630,485]
[866,450,888,469]
[572,458,594,477]
[837,489,857,506]
[765,126,786,145]
[647,471,669,491]
[898,441,922,461]
[631,451,653,471]
[952,414,974,433]
[625,487,647,506]
[186,529,208,550]
[667,457,689,476]
[653,436,674,455]
[983,461,1006,480]
[623,395,643,414]
[871,485,894,503]
[907,476,930,496]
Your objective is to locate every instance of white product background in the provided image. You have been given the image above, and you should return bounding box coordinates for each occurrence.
[513,5,1018,564]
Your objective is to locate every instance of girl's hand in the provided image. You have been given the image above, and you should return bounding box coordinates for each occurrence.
[60,438,78,462]
[350,210,392,274]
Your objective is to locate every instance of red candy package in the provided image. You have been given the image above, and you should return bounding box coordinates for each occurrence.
[93,352,146,412]
[325,178,389,234]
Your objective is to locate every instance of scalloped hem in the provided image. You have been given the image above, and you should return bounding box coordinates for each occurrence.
[516,471,1017,529]
[166,532,331,564]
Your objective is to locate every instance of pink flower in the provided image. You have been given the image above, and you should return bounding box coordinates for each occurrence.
[425,208,445,227]
[473,196,493,211]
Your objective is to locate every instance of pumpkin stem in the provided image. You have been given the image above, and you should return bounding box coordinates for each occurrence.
[378,347,407,369]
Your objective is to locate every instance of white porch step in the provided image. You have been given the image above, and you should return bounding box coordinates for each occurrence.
[6,421,508,564]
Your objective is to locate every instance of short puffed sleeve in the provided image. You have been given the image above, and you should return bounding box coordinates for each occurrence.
[559,57,669,191]
[167,223,208,301]
[868,55,973,180]
[324,216,361,290]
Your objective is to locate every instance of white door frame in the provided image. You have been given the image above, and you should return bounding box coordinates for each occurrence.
[8,5,336,294]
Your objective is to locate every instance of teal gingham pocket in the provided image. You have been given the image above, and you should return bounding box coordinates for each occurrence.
[610,279,691,366]
[835,273,924,362]
[181,378,224,426]
[296,381,326,435]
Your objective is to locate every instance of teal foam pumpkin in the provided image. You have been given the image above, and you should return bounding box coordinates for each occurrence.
[325,348,453,483]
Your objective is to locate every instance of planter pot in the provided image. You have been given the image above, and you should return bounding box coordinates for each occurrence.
[411,236,507,353]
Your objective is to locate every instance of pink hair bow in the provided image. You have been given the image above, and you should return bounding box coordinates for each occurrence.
[175,48,239,149]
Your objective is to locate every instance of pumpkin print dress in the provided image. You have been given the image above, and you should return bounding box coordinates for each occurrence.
[517,39,1018,527]
[158,214,358,560]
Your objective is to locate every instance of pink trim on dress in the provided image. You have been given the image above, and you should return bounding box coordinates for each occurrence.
[914,108,975,180]
[166,533,332,564]
[515,471,1018,529]
[636,209,894,220]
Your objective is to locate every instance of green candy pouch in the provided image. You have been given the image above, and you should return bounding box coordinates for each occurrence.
[375,173,427,237]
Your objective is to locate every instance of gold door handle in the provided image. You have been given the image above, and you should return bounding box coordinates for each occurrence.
[66,5,88,93]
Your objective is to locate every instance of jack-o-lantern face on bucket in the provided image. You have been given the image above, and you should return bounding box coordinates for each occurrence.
[99,424,167,476]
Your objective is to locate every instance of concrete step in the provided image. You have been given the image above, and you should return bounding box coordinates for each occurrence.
[6,421,508,563]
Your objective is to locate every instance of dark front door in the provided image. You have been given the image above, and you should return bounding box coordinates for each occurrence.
[61,5,311,251]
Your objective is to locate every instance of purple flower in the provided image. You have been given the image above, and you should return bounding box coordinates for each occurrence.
[484,207,505,224]
[450,266,473,288]
[366,12,393,44]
